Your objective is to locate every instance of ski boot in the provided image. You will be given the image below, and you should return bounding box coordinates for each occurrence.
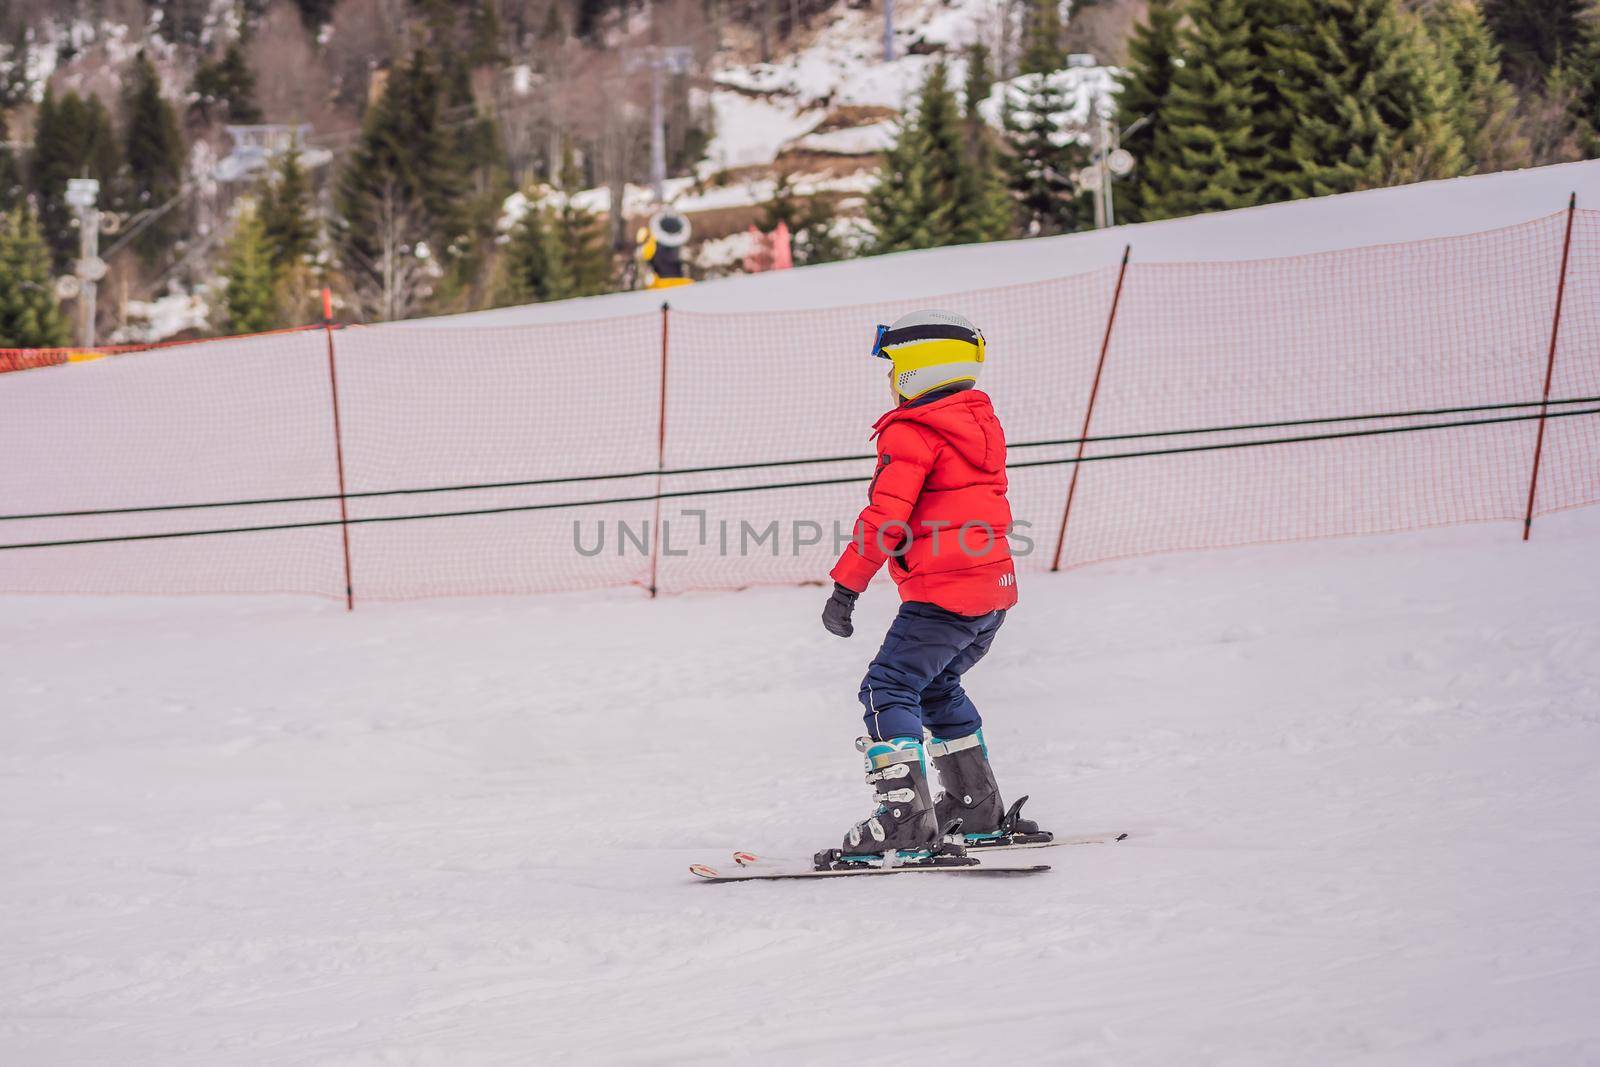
[929,730,1053,850]
[813,737,973,872]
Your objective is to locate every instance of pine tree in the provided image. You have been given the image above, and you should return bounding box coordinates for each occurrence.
[222,205,278,334]
[468,0,505,66]
[260,147,315,276]
[497,205,573,304]
[962,39,1016,243]
[335,51,467,319]
[963,79,1016,244]
[1429,0,1529,173]
[1143,0,1263,219]
[339,53,459,231]
[1559,5,1600,156]
[0,206,71,348]
[1020,0,1067,75]
[1481,0,1586,87]
[123,52,186,261]
[1114,0,1183,222]
[866,121,936,254]
[795,203,849,264]
[1002,73,1089,235]
[553,197,612,297]
[190,43,264,125]
[1270,0,1466,200]
[1246,0,1304,204]
[0,110,21,213]
[922,60,1011,245]
[499,153,612,306]
[429,52,511,313]
[963,41,995,156]
[85,96,121,187]
[1388,12,1472,184]
[867,62,1011,252]
[294,0,337,30]
[551,153,612,298]
[30,88,73,257]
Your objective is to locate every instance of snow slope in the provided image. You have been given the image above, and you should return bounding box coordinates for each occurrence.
[3,509,1598,1064]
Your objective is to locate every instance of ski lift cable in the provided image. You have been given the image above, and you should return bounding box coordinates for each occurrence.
[101,183,198,261]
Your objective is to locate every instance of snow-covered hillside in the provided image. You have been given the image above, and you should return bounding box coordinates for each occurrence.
[4,509,1598,1063]
[508,0,1121,264]
[446,157,1600,326]
[698,0,1113,173]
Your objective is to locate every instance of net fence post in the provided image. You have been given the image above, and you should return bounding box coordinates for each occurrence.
[1522,193,1577,542]
[1051,245,1131,573]
[648,301,670,598]
[322,287,355,609]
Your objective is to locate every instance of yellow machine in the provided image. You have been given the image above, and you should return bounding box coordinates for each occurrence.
[636,211,694,290]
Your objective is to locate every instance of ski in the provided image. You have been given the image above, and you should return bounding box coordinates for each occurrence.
[945,830,1130,852]
[728,831,1126,871]
[690,854,1049,882]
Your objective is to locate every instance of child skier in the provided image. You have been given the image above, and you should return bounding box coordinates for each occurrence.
[821,309,1046,859]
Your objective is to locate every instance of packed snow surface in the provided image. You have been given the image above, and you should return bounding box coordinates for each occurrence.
[3,508,1598,1063]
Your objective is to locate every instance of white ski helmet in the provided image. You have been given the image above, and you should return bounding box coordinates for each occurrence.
[872,309,986,402]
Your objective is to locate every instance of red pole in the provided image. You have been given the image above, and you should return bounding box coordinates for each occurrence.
[322,287,355,610]
[1522,193,1577,542]
[1051,245,1131,572]
[648,301,670,597]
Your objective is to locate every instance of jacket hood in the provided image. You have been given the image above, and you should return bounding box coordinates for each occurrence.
[872,390,1004,472]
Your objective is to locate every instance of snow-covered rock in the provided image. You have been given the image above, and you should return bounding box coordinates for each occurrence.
[111,292,211,344]
[784,119,900,156]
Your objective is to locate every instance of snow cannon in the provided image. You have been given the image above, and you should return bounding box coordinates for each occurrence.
[637,210,694,290]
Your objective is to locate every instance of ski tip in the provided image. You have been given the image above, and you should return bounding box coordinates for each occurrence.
[689,863,721,879]
[1115,832,1129,842]
[732,851,760,867]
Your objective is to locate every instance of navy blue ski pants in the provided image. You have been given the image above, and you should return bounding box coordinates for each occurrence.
[859,601,1006,742]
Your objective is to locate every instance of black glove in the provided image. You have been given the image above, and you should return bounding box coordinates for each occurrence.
[821,582,859,638]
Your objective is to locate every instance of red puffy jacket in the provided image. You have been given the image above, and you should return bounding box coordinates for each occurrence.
[830,389,1018,616]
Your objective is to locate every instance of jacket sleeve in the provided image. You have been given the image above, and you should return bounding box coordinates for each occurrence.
[830,422,933,593]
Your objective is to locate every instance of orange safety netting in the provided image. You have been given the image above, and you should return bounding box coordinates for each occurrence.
[1,211,1595,602]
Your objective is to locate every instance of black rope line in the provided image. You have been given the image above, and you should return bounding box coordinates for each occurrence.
[1011,404,1600,469]
[5,394,1598,523]
[1009,393,1600,450]
[4,404,1596,552]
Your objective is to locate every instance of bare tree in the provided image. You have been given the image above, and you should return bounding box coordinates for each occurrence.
[248,4,340,132]
[343,179,436,321]
[1518,78,1584,167]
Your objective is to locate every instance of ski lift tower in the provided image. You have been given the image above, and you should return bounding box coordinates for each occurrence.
[207,124,333,253]
[1078,99,1141,229]
[63,178,107,347]
[215,124,329,184]
[626,47,694,204]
